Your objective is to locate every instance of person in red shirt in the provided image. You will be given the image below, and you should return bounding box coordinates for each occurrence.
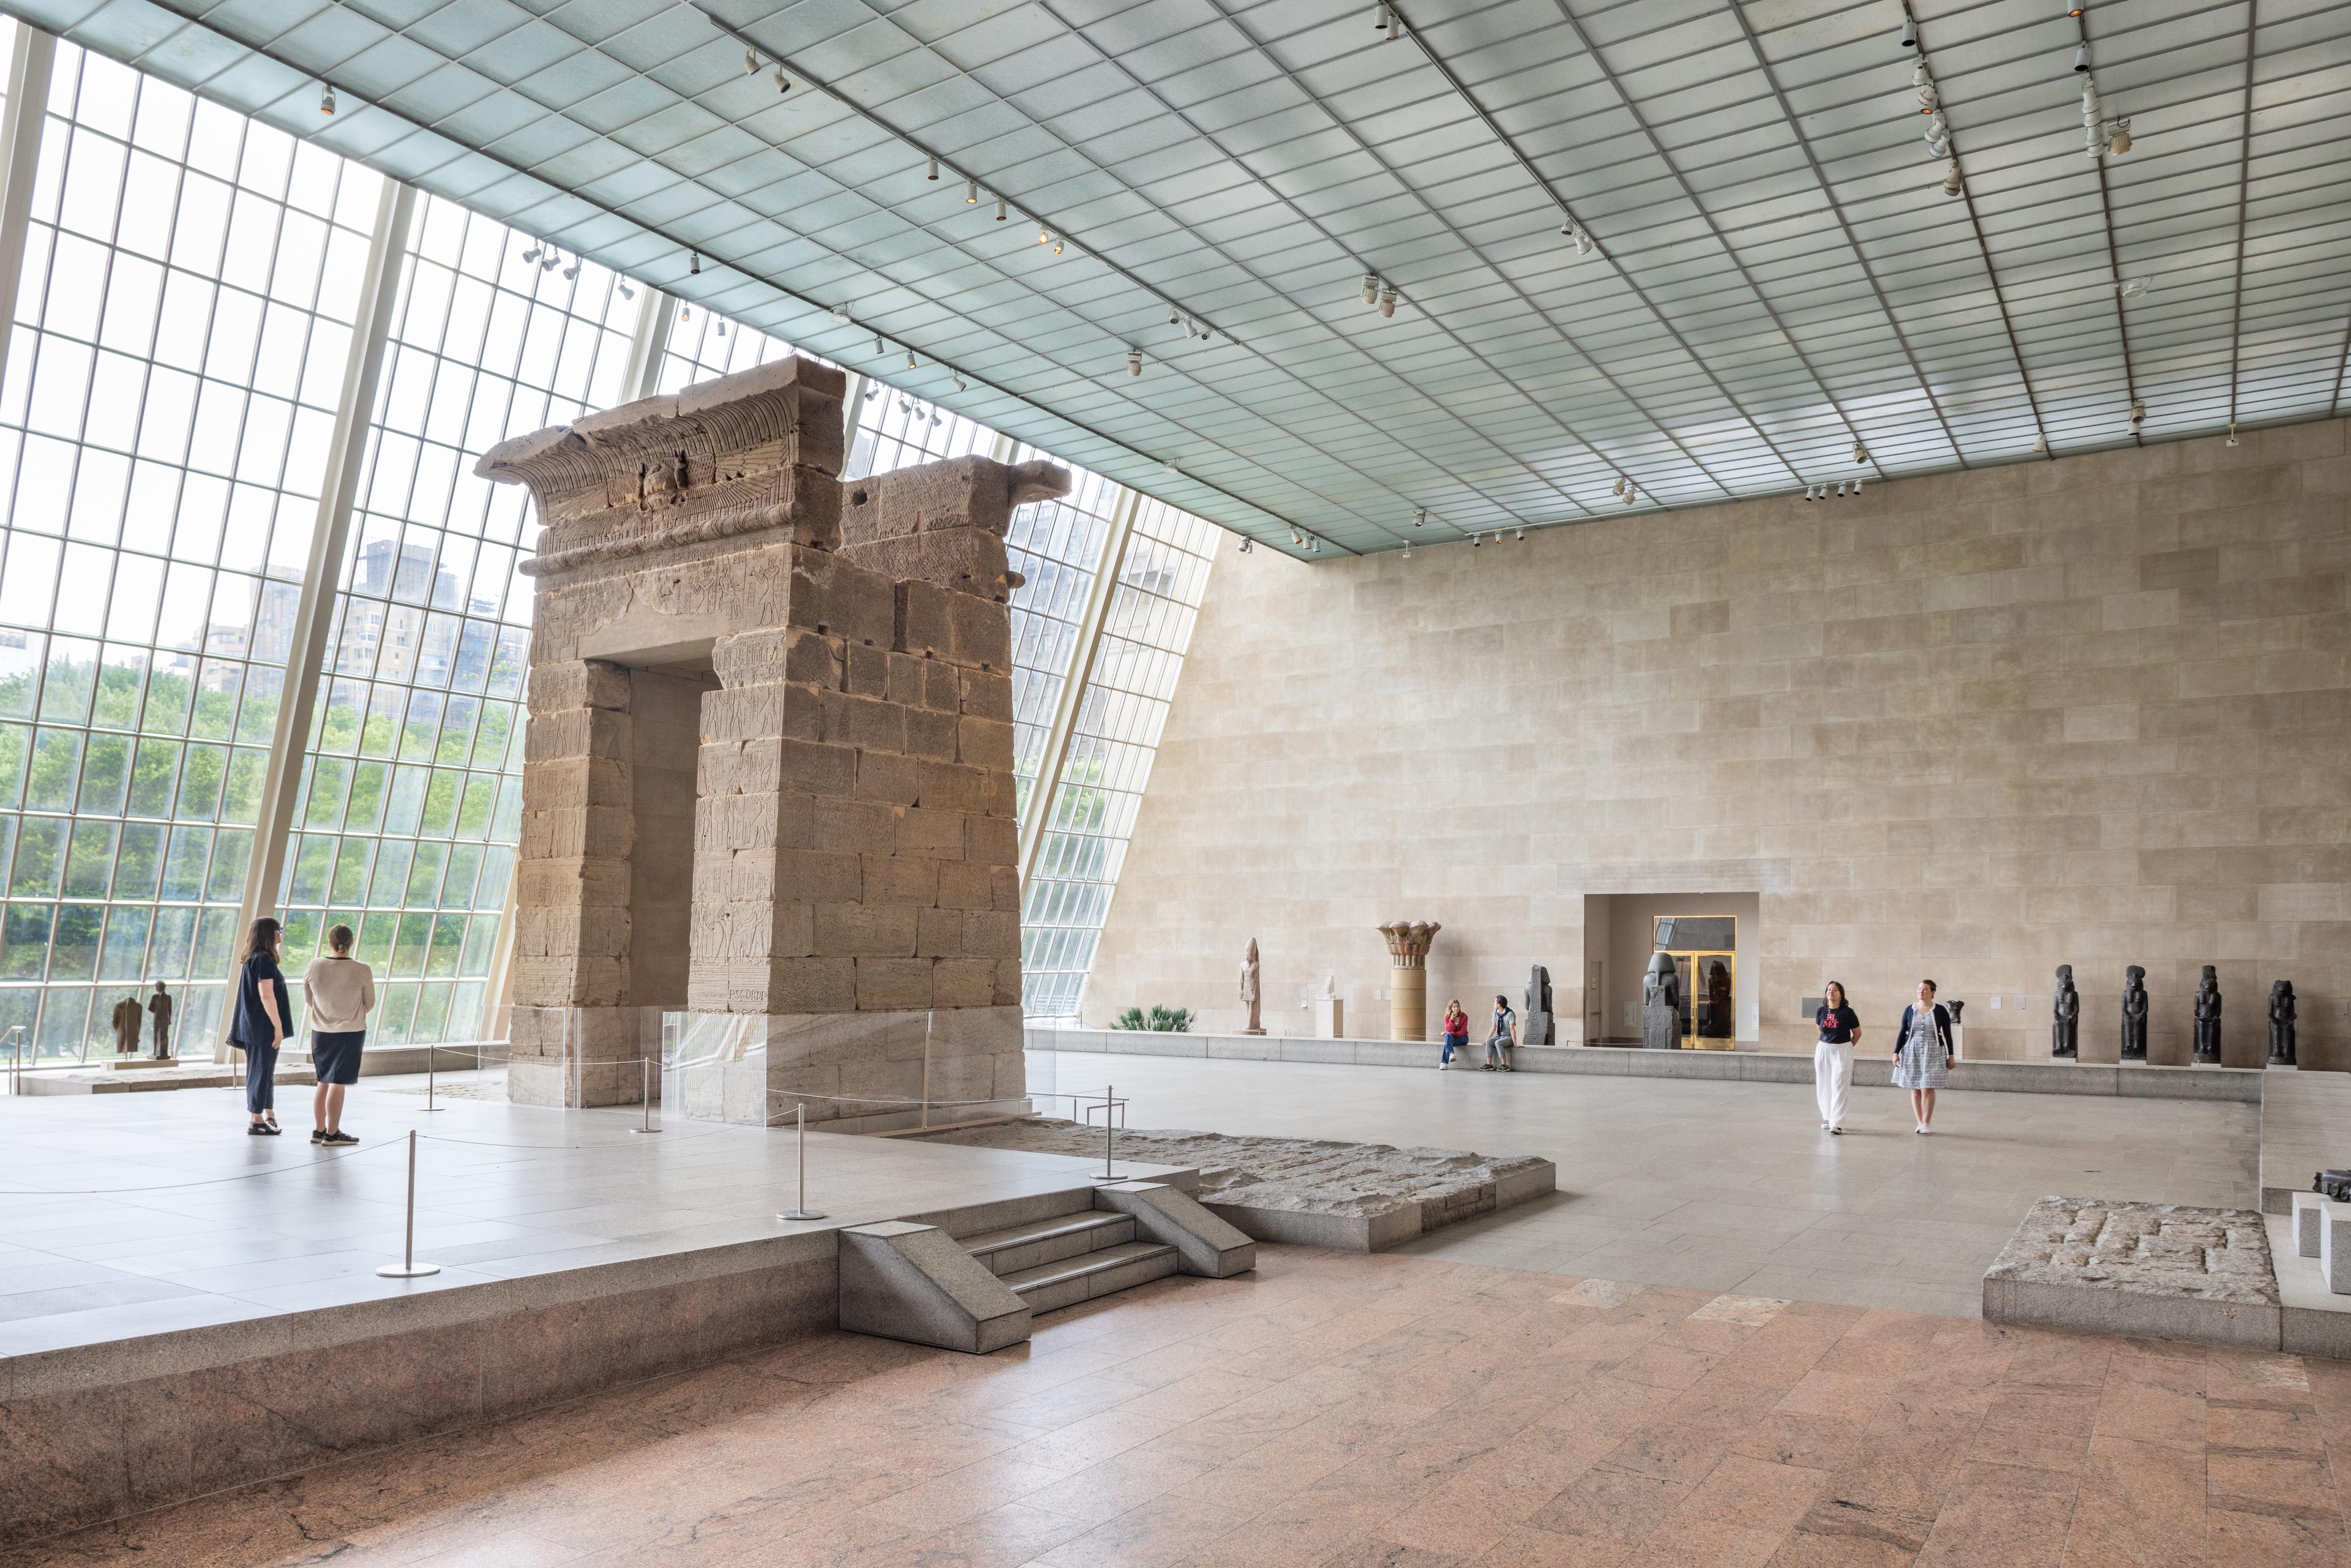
[1439,1000,1469,1069]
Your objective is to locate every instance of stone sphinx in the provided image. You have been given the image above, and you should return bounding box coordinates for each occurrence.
[2193,966,2222,1065]
[479,356,1061,1120]
[2051,965,2079,1059]
[2271,980,2297,1067]
[2121,966,2148,1061]
[1641,951,1680,1051]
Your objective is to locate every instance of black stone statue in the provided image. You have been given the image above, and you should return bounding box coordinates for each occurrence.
[2052,965,2080,1059]
[1524,964,1554,1046]
[2271,980,2298,1067]
[2193,966,2222,1065]
[2121,966,2148,1061]
[1641,952,1681,1051]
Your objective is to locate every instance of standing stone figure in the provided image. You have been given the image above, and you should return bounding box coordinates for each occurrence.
[1945,997,1965,1060]
[1239,939,1264,1035]
[147,981,174,1059]
[1524,964,1554,1046]
[2120,966,2148,1061]
[1641,951,1681,1051]
[2271,981,2298,1067]
[2051,965,2080,1059]
[2193,966,2222,1065]
[110,993,141,1054]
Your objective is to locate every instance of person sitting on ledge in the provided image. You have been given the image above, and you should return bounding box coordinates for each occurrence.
[1439,999,1468,1070]
[1485,994,1517,1072]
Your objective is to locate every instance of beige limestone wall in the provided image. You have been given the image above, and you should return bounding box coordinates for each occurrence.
[1086,419,2351,1068]
[624,666,714,1009]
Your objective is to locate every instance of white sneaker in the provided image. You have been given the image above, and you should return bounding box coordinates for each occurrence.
[1914,1125,1925,1135]
[1439,1062,1450,1070]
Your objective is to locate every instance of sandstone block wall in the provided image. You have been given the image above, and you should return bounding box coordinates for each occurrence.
[481,356,1052,1117]
[1086,419,2351,1068]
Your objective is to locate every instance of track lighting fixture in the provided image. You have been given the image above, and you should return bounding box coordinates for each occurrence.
[563,260,580,280]
[874,336,884,356]
[833,301,850,321]
[1802,485,1815,502]
[520,241,541,263]
[1471,533,1482,548]
[713,318,725,336]
[951,373,965,391]
[540,252,558,272]
[2128,400,2145,428]
[1853,441,1868,465]
[2118,277,2148,299]
[1413,507,1425,527]
[2065,4,2082,13]
[1052,238,1065,255]
[1127,348,1142,377]
[1378,283,1397,318]
[1400,541,1411,560]
[1385,2,1399,40]
[689,251,700,275]
[1514,527,1524,540]
[1291,529,1303,546]
[1361,274,1379,305]
[1374,1,1390,31]
[1623,486,1634,505]
[618,279,634,299]
[1572,227,1594,258]
[899,396,915,415]
[2226,424,2239,448]
[1913,61,1937,109]
[774,66,789,94]
[926,155,939,181]
[1900,15,1917,49]
[1308,537,1320,553]
[678,305,691,323]
[1835,481,1847,497]
[1239,538,1254,553]
[906,348,917,370]
[2072,43,2090,73]
[745,48,759,75]
[1611,476,1626,497]
[1853,477,1864,494]
[995,196,1007,221]
[2107,120,2131,155]
[965,178,977,203]
[1039,227,1052,245]
[863,385,878,402]
[320,83,336,115]
[1941,162,1963,197]
[2032,433,2047,454]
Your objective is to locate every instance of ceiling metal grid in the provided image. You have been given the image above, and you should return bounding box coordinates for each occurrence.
[6,0,2344,558]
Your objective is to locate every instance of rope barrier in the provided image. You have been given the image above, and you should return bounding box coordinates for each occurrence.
[0,1134,402,1194]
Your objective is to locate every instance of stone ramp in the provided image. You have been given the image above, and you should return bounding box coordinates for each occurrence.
[1983,1196,2280,1350]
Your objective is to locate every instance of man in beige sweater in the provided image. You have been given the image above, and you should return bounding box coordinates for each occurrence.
[302,925,377,1146]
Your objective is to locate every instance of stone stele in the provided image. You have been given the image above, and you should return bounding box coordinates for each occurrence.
[478,356,1066,1122]
[1982,1196,2280,1350]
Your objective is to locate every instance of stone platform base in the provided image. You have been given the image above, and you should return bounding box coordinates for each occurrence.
[1984,1196,2280,1350]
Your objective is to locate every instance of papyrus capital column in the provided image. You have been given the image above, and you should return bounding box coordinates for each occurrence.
[1377,920,1441,1041]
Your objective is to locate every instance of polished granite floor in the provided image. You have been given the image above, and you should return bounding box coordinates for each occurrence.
[7,1244,2340,1567]
[1032,1052,2263,1321]
[0,1069,1169,1360]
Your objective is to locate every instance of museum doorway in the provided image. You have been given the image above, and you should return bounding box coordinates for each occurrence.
[1655,915,1736,1050]
[620,656,719,1011]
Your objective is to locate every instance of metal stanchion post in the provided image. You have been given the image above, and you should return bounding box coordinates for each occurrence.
[376,1130,441,1278]
[421,1042,444,1111]
[630,1057,659,1134]
[777,1102,825,1221]
[1103,1084,1115,1180]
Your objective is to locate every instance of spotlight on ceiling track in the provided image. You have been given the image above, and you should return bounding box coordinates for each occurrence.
[713,318,724,336]
[1853,441,1869,465]
[951,373,965,392]
[1378,283,1398,318]
[678,305,691,322]
[1941,162,1963,197]
[618,279,634,299]
[520,241,541,263]
[563,260,579,280]
[1039,227,1051,245]
[2226,423,2240,448]
[2118,277,2148,299]
[774,66,789,93]
[1126,348,1142,377]
[540,251,558,272]
[1239,538,1254,553]
[1853,477,1864,494]
[320,83,336,116]
[1291,529,1303,546]
[2129,400,2145,428]
[1401,541,1411,560]
[1412,507,1425,527]
[1514,527,1524,540]
[745,48,758,75]
[1308,537,1321,553]
[965,179,978,203]
[1471,533,1482,548]
[1360,273,1379,306]
[2032,433,2048,454]
[926,156,938,181]
[2073,43,2090,73]
[689,251,700,275]
[874,336,884,356]
[2107,120,2132,155]
[1900,15,1917,49]
[832,301,850,321]
[906,349,918,370]
[995,196,1006,221]
[1611,476,1626,497]
[1571,228,1594,257]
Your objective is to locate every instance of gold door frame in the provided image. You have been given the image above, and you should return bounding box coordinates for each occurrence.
[1654,917,1737,1051]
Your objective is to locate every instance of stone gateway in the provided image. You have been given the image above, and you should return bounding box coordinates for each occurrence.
[479,357,1057,1122]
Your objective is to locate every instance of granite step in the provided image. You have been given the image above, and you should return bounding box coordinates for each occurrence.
[961,1212,1136,1277]
[997,1240,1179,1315]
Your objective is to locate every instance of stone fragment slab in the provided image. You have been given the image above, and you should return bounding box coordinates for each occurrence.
[1983,1196,2280,1351]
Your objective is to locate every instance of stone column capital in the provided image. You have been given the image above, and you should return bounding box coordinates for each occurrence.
[1376,921,1441,967]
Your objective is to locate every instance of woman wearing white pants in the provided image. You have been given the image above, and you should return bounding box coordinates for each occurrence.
[1813,981,1859,1135]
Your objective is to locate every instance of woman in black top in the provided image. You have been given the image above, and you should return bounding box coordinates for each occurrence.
[230,917,290,1135]
[1813,980,1859,1135]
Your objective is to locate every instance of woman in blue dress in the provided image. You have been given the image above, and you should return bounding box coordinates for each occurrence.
[1890,978,1957,1135]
